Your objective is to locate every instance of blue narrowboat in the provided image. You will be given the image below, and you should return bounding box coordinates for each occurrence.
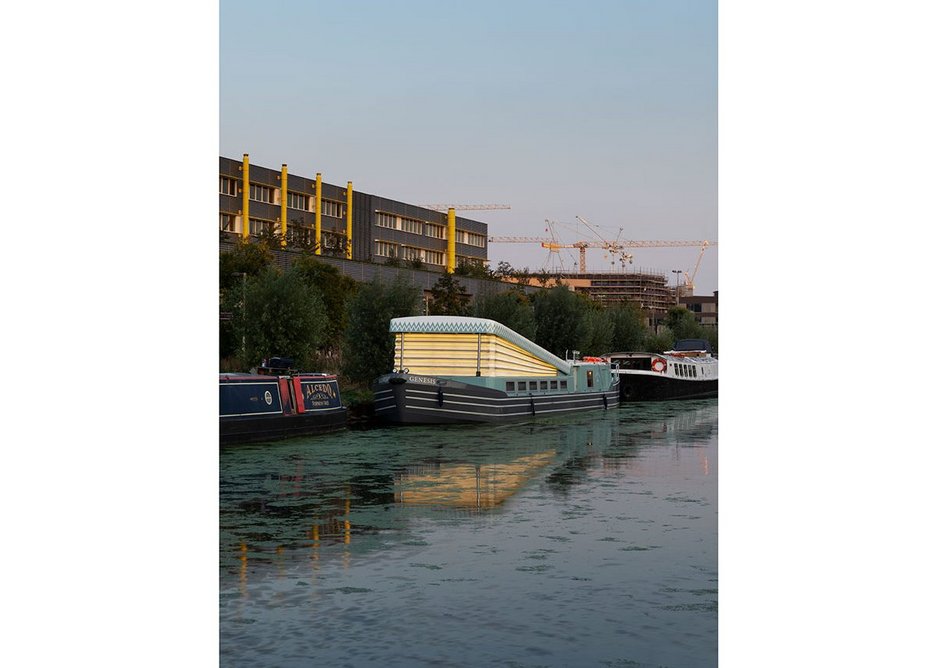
[220,358,346,445]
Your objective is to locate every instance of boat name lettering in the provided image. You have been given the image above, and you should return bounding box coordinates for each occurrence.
[406,375,438,385]
[303,382,336,401]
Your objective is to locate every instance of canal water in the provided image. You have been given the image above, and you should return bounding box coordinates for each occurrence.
[220,400,718,667]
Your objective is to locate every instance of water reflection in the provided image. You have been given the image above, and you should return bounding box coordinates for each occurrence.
[221,400,717,667]
[220,400,717,576]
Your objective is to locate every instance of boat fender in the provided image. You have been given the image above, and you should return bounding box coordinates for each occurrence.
[529,394,536,415]
[603,394,608,409]
[652,358,667,373]
[583,356,604,363]
[437,388,444,407]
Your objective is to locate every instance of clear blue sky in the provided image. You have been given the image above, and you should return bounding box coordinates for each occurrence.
[220,0,718,294]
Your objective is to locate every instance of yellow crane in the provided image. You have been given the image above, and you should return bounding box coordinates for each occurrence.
[489,219,716,274]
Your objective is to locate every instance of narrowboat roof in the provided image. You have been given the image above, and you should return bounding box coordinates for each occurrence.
[669,339,712,353]
[390,316,571,374]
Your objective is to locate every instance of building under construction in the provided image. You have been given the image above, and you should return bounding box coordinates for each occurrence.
[561,270,674,310]
[557,271,717,328]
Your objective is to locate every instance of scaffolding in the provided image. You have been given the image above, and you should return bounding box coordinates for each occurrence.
[560,269,677,323]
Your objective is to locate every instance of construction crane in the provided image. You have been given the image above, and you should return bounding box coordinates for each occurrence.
[420,204,511,212]
[677,241,712,290]
[489,227,715,274]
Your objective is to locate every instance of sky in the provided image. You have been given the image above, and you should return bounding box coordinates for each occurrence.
[220,0,718,294]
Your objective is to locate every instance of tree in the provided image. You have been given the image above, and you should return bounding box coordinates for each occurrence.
[220,240,275,362]
[531,286,590,357]
[606,301,648,352]
[342,275,421,384]
[219,239,273,290]
[580,307,614,356]
[473,289,536,340]
[454,260,492,280]
[492,261,514,280]
[663,307,707,341]
[291,254,358,353]
[428,273,471,316]
[644,330,675,354]
[234,267,327,370]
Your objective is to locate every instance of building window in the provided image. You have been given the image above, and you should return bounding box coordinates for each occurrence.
[219,213,237,232]
[458,230,486,247]
[425,224,446,239]
[401,217,423,235]
[249,183,275,204]
[424,250,444,266]
[375,241,398,258]
[376,212,396,229]
[376,212,425,235]
[289,226,315,246]
[401,246,423,261]
[219,176,238,196]
[249,218,274,235]
[321,199,345,218]
[321,231,347,252]
[287,191,308,211]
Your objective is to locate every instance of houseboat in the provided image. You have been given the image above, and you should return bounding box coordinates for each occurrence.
[220,357,347,445]
[605,338,718,402]
[373,316,619,424]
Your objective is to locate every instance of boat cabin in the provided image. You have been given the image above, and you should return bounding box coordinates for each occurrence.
[389,316,614,395]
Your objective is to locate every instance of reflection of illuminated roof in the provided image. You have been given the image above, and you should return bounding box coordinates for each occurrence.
[394,451,556,509]
[390,316,570,374]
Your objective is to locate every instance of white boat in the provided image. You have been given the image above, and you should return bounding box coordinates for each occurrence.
[604,338,717,402]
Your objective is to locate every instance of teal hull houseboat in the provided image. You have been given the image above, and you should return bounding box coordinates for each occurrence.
[373,316,620,424]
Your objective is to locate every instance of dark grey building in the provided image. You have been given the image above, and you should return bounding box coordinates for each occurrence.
[219,155,488,272]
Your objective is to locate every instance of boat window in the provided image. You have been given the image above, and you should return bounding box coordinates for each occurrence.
[550,380,558,390]
[506,381,515,392]
[587,370,594,388]
[540,381,548,391]
[560,380,568,389]
[518,381,527,391]
[692,366,697,378]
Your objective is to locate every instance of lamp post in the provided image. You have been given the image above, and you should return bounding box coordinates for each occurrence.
[671,269,682,307]
[232,272,247,360]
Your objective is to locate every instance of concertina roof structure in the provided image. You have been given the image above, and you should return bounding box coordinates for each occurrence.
[389,316,572,375]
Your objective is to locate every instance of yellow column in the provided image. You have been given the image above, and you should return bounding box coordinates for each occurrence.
[315,172,322,255]
[241,154,250,239]
[280,164,288,247]
[345,181,353,260]
[446,207,456,273]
